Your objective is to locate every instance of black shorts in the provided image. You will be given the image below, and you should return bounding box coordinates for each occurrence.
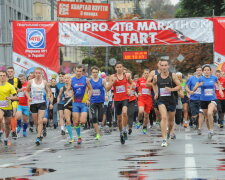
[58,104,64,111]
[158,101,176,112]
[189,100,200,116]
[200,100,217,109]
[114,100,128,116]
[64,102,72,112]
[181,95,189,104]
[0,109,12,117]
[30,103,47,113]
[216,99,225,113]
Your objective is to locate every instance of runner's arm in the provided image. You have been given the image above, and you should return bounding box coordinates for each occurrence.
[152,75,158,97]
[216,80,224,98]
[57,87,63,104]
[25,80,32,101]
[86,79,93,100]
[106,75,115,92]
[171,73,181,92]
[146,72,154,87]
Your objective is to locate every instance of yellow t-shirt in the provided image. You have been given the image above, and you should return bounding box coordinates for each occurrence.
[0,82,17,110]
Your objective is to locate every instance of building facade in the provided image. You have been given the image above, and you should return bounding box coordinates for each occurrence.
[0,0,33,67]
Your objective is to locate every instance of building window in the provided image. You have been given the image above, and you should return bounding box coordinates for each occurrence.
[18,12,21,20]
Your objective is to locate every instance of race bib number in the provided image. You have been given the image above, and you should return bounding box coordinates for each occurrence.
[130,90,135,96]
[204,89,213,96]
[142,88,150,95]
[116,85,125,93]
[0,100,9,108]
[194,88,201,95]
[18,91,25,97]
[160,88,171,97]
[93,89,100,96]
[51,88,56,97]
[32,91,44,102]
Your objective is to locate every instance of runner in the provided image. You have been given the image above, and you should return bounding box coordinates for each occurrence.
[15,74,29,137]
[215,70,225,128]
[106,62,132,144]
[185,67,202,130]
[56,72,66,135]
[25,67,51,145]
[0,70,17,147]
[71,65,92,144]
[136,69,153,134]
[58,74,74,143]
[50,78,58,128]
[151,60,181,147]
[7,67,22,139]
[89,66,107,140]
[193,65,224,139]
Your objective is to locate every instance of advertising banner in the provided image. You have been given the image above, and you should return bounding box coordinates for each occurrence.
[123,51,148,60]
[57,1,110,20]
[12,21,59,79]
[59,18,214,46]
[213,17,225,66]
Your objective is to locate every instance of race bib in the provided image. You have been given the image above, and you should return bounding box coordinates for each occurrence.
[18,91,25,97]
[160,88,171,97]
[116,85,125,93]
[142,88,150,95]
[65,90,73,98]
[194,88,201,95]
[0,100,9,108]
[51,88,56,97]
[182,86,186,92]
[204,89,213,96]
[32,91,44,102]
[93,89,101,96]
[130,90,135,96]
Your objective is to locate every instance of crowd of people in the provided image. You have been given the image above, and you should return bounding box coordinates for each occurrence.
[0,60,225,148]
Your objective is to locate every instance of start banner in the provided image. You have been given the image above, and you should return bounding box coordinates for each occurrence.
[12,21,59,78]
[59,18,214,46]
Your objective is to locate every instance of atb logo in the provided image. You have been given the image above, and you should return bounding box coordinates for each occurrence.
[26,28,46,49]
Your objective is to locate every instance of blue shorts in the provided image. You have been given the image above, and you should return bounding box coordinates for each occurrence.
[17,105,29,116]
[72,102,87,113]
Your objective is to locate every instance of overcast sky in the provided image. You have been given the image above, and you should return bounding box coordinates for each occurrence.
[171,0,180,5]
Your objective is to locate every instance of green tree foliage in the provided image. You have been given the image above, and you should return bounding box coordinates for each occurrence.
[175,0,225,18]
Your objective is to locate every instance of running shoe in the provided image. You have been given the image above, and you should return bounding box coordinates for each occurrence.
[136,122,142,129]
[128,129,132,135]
[171,134,176,140]
[35,137,41,146]
[197,129,202,135]
[77,137,82,144]
[23,131,27,137]
[4,140,8,148]
[16,126,22,134]
[12,131,17,140]
[220,124,224,128]
[68,139,74,144]
[120,134,125,144]
[142,128,147,134]
[95,134,101,140]
[43,127,47,137]
[61,130,66,136]
[0,131,3,141]
[123,131,128,140]
[29,127,34,132]
[208,132,214,140]
[167,133,170,139]
[161,140,168,147]
[40,136,43,141]
[183,123,188,128]
[53,123,58,129]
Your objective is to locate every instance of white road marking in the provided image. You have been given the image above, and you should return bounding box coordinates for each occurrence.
[0,163,13,168]
[17,148,50,161]
[185,134,192,140]
[185,157,198,178]
[185,144,194,154]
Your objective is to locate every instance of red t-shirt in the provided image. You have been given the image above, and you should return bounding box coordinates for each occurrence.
[113,74,129,101]
[18,82,29,106]
[128,81,137,102]
[136,77,152,101]
[216,77,225,100]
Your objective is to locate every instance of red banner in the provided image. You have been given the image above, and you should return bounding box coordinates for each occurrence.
[57,2,110,20]
[12,21,59,74]
[123,51,148,60]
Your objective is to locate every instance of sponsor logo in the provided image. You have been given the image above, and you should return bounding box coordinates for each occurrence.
[26,28,46,49]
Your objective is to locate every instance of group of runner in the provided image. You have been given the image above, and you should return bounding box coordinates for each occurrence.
[0,60,225,148]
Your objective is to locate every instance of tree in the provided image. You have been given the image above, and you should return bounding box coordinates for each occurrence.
[175,0,225,18]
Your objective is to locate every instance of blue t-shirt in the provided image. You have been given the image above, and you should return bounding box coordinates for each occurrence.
[199,75,218,101]
[90,78,105,103]
[56,82,65,104]
[71,76,87,103]
[186,76,201,100]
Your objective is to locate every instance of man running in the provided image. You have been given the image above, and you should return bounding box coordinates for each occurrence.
[7,67,22,139]
[106,62,132,144]
[151,60,181,147]
[25,67,51,145]
[89,66,107,140]
[71,65,92,144]
[0,71,17,147]
[137,69,153,134]
[15,74,29,137]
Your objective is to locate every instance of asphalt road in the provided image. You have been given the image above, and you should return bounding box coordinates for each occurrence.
[0,123,225,180]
